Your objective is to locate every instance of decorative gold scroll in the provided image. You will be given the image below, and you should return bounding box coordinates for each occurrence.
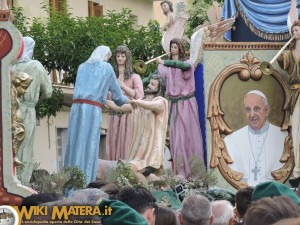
[11,72,32,165]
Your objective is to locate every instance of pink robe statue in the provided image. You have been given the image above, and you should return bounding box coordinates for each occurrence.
[106,73,143,160]
[158,59,204,177]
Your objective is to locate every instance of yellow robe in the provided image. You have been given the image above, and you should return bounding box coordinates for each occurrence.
[128,96,168,174]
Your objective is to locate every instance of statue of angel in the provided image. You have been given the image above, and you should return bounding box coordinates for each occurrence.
[160,0,236,67]
[189,18,236,65]
[287,0,298,34]
[277,0,300,179]
[160,0,174,33]
[161,0,190,53]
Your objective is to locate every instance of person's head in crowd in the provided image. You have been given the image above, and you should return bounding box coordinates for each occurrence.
[155,206,179,225]
[177,209,184,225]
[100,182,120,198]
[117,186,157,225]
[243,90,269,130]
[86,180,109,189]
[179,195,214,225]
[20,193,61,209]
[99,198,148,225]
[211,200,234,225]
[271,218,300,225]
[235,186,254,222]
[44,188,108,207]
[243,196,300,225]
[31,189,108,222]
[252,181,300,206]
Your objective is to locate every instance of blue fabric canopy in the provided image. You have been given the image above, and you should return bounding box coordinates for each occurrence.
[223,0,300,41]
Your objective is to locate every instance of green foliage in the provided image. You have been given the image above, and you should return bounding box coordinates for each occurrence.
[185,0,210,37]
[187,156,218,186]
[106,160,143,188]
[161,156,218,189]
[31,170,69,194]
[185,0,224,37]
[17,161,40,186]
[36,86,64,119]
[12,1,163,85]
[29,166,86,194]
[63,166,86,190]
[11,6,30,35]
[11,0,225,85]
[206,188,235,204]
[129,20,163,77]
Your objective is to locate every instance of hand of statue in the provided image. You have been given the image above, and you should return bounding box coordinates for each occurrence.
[157,58,164,65]
[118,79,125,88]
[160,26,165,33]
[130,100,139,109]
[105,100,114,110]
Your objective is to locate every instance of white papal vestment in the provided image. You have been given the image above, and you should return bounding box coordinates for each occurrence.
[224,122,288,186]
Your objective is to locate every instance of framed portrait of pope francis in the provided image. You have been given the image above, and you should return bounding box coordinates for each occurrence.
[207,51,294,189]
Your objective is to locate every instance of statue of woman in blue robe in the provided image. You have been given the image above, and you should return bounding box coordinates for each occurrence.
[64,46,129,185]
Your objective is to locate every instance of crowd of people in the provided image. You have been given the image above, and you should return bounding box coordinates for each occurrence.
[20,180,300,225]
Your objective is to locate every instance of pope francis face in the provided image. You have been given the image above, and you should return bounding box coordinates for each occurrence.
[244,93,269,130]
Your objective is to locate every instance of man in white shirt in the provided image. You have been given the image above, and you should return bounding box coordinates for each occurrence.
[224,90,288,186]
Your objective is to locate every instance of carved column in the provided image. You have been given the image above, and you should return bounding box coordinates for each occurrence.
[0,9,35,205]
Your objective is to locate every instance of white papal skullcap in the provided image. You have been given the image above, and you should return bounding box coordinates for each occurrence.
[245,90,268,105]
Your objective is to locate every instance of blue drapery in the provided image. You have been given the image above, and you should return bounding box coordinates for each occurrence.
[194,63,207,167]
[223,0,300,41]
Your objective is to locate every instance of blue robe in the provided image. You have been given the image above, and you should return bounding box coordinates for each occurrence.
[64,61,127,184]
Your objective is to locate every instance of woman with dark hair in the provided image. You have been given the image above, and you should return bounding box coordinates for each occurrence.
[106,45,144,160]
[100,182,120,198]
[157,38,204,177]
[243,196,300,225]
[20,193,61,210]
[155,206,179,225]
[277,21,300,179]
[234,186,254,224]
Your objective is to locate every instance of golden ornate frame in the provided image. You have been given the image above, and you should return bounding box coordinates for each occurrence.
[207,51,294,189]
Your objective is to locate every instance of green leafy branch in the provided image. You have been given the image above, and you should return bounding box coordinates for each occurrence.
[35,86,64,120]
